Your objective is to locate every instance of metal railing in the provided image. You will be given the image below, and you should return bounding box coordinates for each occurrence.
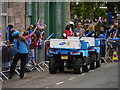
[98,38,120,62]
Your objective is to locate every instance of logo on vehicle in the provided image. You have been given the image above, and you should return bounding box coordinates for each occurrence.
[59,42,66,45]
[59,42,70,46]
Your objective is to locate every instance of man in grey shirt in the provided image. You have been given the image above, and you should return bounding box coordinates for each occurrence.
[73,22,85,37]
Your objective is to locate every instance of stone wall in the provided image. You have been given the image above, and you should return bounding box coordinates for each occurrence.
[66,2,70,25]
[8,2,25,32]
[0,2,2,28]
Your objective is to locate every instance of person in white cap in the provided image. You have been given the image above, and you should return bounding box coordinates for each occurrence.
[9,30,28,79]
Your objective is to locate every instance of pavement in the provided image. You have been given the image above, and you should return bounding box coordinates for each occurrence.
[2,62,119,88]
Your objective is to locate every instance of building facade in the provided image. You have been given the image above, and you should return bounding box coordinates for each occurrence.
[0,2,70,40]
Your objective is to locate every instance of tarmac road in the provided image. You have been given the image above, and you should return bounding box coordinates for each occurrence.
[2,62,118,88]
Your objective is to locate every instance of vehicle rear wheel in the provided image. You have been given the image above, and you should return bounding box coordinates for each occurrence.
[49,56,57,74]
[83,58,90,72]
[73,58,83,74]
[96,59,101,68]
[58,61,64,72]
[90,54,96,69]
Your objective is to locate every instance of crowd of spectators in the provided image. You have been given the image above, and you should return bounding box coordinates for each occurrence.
[63,17,120,39]
[2,21,47,79]
[63,17,120,59]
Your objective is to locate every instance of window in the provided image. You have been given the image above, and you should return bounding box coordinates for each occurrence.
[26,2,32,28]
[1,2,8,41]
[2,2,7,13]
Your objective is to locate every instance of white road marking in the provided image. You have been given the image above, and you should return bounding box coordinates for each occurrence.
[68,77,76,80]
[56,81,64,85]
[45,87,49,88]
[81,73,85,75]
[90,70,95,72]
[97,67,102,69]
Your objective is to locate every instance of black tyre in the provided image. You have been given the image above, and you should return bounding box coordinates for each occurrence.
[58,61,64,72]
[73,58,83,74]
[90,54,96,69]
[66,60,73,69]
[96,59,101,68]
[49,56,57,74]
[83,58,90,72]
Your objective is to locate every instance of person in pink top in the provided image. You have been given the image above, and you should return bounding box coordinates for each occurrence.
[22,29,38,67]
[22,29,36,45]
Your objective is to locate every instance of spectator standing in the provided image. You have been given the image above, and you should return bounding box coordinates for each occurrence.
[117,23,120,59]
[29,32,38,64]
[9,30,28,79]
[33,25,41,63]
[98,27,105,36]
[26,25,34,45]
[26,25,34,34]
[85,24,96,38]
[98,31,106,57]
[114,18,118,25]
[34,25,40,42]
[6,25,14,44]
[73,17,79,28]
[69,21,75,33]
[63,25,72,39]
[22,29,36,65]
[0,28,2,44]
[109,24,119,56]
[109,24,118,38]
[100,26,109,38]
[22,29,36,46]
[117,24,120,38]
[39,26,45,41]
[102,18,110,31]
[73,22,85,37]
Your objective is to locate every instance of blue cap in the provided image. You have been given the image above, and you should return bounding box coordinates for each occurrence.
[12,30,20,37]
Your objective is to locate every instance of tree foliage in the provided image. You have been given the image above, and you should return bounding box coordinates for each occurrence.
[70,2,107,19]
[107,2,120,17]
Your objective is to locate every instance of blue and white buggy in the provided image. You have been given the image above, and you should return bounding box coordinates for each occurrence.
[48,36,101,74]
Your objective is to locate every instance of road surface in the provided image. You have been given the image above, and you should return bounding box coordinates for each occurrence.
[2,62,118,88]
